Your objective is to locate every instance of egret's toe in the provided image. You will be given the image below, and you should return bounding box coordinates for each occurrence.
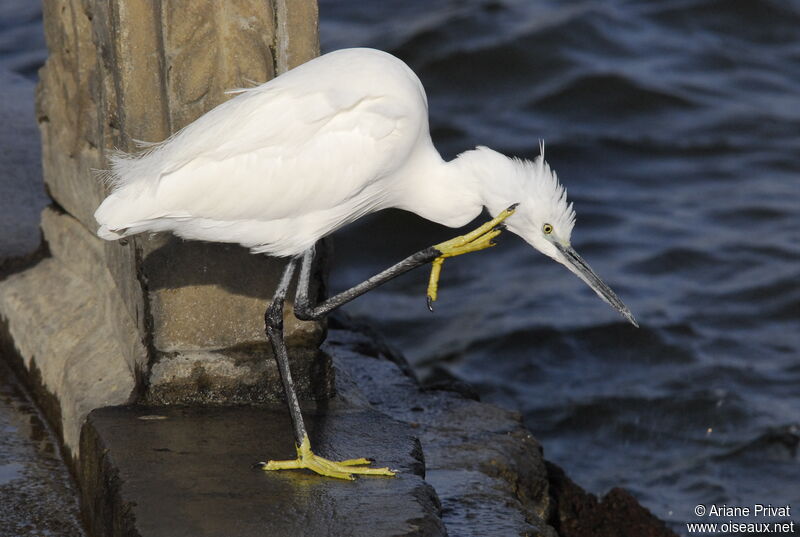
[261,435,396,480]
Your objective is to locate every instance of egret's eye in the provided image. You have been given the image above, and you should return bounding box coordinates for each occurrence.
[542,223,553,235]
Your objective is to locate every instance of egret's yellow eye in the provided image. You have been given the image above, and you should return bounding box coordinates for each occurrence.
[543,223,553,235]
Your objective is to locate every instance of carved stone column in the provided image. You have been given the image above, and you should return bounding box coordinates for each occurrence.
[0,0,325,459]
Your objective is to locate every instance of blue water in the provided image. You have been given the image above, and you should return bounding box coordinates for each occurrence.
[319,0,800,531]
[1,1,798,534]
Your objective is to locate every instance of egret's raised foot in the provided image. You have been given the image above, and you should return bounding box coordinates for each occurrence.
[427,203,518,309]
[259,435,396,480]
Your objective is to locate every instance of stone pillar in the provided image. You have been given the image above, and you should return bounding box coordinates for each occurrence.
[0,0,325,459]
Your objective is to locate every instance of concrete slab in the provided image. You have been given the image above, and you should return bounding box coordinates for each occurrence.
[78,404,445,537]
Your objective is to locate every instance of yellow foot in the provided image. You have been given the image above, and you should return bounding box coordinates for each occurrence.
[260,435,396,480]
[427,203,518,309]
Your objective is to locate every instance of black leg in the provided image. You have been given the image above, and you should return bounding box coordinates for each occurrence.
[293,244,440,321]
[264,257,307,446]
[293,204,519,319]
[261,206,517,479]
[261,253,397,479]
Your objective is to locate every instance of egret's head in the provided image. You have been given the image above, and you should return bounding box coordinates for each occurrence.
[501,150,576,263]
[472,144,637,327]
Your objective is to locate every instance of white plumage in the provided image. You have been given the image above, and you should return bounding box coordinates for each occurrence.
[93,47,637,482]
[94,48,576,259]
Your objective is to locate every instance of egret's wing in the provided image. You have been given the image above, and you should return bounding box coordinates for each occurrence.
[112,83,417,224]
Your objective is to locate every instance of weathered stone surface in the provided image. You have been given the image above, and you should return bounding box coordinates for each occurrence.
[33,209,329,408]
[145,346,332,405]
[275,0,320,74]
[79,405,445,537]
[162,1,276,131]
[40,207,147,378]
[32,0,327,406]
[325,324,558,537]
[139,235,330,403]
[37,0,106,230]
[0,257,136,455]
[546,462,678,537]
[142,238,322,353]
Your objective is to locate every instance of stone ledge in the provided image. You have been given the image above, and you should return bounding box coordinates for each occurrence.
[325,324,557,537]
[0,257,136,456]
[144,346,333,406]
[79,404,445,537]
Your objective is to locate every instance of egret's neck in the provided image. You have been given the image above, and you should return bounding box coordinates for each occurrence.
[391,145,484,228]
[449,146,523,217]
[390,145,521,228]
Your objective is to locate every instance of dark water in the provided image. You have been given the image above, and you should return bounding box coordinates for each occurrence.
[319,0,800,531]
[1,1,798,534]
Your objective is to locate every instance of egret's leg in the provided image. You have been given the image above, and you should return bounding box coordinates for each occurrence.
[293,245,441,320]
[292,203,518,318]
[263,258,307,445]
[260,258,395,480]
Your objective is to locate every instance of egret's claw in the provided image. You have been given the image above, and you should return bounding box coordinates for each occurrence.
[261,435,396,480]
[426,204,518,307]
[426,257,445,306]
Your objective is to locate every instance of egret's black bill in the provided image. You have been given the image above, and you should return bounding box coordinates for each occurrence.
[554,243,638,327]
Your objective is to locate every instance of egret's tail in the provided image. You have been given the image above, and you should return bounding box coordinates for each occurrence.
[95,191,132,241]
[94,185,163,242]
[96,224,125,240]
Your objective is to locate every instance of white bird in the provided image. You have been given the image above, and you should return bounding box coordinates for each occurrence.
[95,47,637,480]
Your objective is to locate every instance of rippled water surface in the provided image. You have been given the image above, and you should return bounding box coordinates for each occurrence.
[1,0,798,533]
[319,0,800,529]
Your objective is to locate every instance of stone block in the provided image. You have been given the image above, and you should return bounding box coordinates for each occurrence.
[39,206,329,406]
[40,207,148,378]
[145,346,332,405]
[94,0,171,147]
[0,257,136,456]
[142,237,322,353]
[162,0,276,131]
[34,0,327,406]
[37,0,105,230]
[275,0,320,73]
[139,235,329,403]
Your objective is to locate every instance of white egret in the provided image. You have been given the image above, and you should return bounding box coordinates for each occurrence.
[95,47,637,480]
